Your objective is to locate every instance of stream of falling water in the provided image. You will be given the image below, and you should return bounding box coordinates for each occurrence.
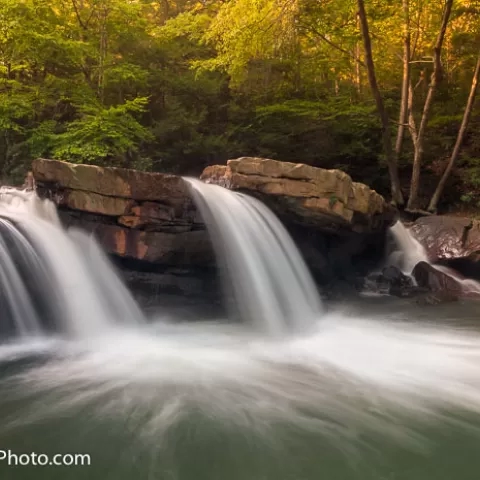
[1,188,480,479]
[388,220,480,295]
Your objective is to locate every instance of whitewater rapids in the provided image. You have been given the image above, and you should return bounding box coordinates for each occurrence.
[2,186,480,479]
[3,311,480,455]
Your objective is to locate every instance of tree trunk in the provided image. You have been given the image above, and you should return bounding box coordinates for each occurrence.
[354,13,362,95]
[98,5,108,103]
[357,0,404,206]
[428,52,480,212]
[394,0,411,162]
[407,0,453,210]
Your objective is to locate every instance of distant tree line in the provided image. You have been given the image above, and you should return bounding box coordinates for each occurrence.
[1,0,480,210]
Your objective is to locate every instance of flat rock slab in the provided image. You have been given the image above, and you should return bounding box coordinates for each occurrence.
[33,158,189,203]
[201,157,394,233]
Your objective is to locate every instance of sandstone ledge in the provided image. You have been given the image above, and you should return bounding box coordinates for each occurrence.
[32,158,394,297]
[201,157,395,234]
[33,158,188,203]
[32,158,211,265]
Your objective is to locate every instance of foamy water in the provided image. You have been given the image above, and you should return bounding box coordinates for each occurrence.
[0,187,144,336]
[2,186,480,479]
[2,310,480,454]
[186,178,322,334]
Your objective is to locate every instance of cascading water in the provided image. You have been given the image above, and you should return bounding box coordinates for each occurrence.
[388,220,480,295]
[186,178,322,334]
[3,186,480,479]
[0,188,144,337]
[388,221,429,274]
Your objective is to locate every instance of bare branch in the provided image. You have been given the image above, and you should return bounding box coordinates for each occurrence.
[299,23,366,68]
[71,0,87,30]
[428,50,480,211]
[407,0,454,209]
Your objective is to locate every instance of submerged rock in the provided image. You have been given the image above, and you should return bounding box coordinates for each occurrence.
[415,291,459,306]
[363,266,426,298]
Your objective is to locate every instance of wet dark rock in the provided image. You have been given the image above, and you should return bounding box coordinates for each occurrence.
[382,265,408,284]
[412,261,472,301]
[363,272,391,295]
[413,261,458,293]
[438,252,480,282]
[410,215,480,261]
[362,266,422,297]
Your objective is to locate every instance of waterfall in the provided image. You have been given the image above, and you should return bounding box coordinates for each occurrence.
[0,188,144,338]
[186,178,322,334]
[5,186,480,479]
[388,221,429,275]
[388,220,480,295]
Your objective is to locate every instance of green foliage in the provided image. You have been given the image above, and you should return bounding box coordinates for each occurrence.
[0,0,478,208]
[52,98,153,165]
[244,98,382,172]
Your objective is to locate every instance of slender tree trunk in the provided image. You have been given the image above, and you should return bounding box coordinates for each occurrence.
[334,67,340,95]
[407,0,453,210]
[357,0,404,206]
[428,52,480,212]
[98,4,108,103]
[354,13,362,95]
[355,42,362,94]
[394,0,411,162]
[407,80,418,145]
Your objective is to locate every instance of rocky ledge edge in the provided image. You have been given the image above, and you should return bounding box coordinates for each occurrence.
[201,157,395,234]
[31,156,396,305]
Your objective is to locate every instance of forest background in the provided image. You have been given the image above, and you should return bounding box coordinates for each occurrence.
[1,0,479,211]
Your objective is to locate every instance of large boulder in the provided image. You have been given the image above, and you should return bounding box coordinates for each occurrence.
[200,157,395,234]
[32,159,204,239]
[409,215,480,261]
[201,157,397,286]
[413,261,462,294]
[412,261,480,299]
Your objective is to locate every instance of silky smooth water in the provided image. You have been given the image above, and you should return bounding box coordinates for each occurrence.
[388,221,429,274]
[2,301,480,479]
[186,178,322,334]
[388,220,480,295]
[0,188,144,336]
[1,188,480,479]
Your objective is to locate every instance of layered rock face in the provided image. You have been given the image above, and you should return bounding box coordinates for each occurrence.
[33,158,213,265]
[32,158,217,305]
[201,157,394,234]
[32,157,395,301]
[200,157,397,288]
